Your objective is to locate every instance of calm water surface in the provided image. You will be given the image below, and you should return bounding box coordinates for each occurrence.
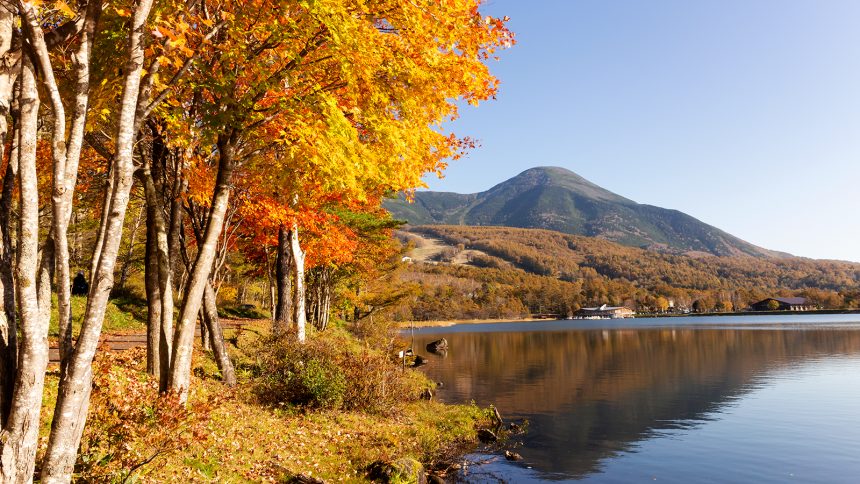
[409,314,860,483]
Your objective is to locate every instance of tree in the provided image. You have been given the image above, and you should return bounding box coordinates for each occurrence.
[717,300,733,312]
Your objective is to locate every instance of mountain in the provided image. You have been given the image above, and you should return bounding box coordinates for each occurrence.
[384,166,783,258]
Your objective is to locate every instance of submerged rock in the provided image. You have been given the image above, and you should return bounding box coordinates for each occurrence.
[426,338,448,354]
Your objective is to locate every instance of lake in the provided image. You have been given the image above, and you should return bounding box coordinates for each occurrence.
[409,314,860,483]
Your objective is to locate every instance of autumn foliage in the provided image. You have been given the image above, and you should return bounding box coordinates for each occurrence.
[0,0,513,481]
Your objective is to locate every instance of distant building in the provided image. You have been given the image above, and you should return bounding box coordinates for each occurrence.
[750,297,815,312]
[576,304,635,319]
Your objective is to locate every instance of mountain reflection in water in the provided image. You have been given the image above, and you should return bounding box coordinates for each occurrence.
[411,316,860,482]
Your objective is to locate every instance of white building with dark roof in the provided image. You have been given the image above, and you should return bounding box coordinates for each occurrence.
[576,304,635,319]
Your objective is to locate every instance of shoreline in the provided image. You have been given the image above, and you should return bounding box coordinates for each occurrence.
[400,309,860,328]
[399,317,548,328]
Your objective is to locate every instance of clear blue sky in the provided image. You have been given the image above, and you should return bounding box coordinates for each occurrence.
[425,0,860,262]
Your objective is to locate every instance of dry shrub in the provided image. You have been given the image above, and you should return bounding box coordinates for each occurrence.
[252,329,426,414]
[351,315,402,351]
[76,348,217,482]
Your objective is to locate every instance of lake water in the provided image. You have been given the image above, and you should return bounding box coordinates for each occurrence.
[409,314,860,483]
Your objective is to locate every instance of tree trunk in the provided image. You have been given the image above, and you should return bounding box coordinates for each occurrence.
[0,57,45,483]
[19,0,99,376]
[0,134,16,428]
[140,160,174,390]
[318,268,332,331]
[274,225,292,335]
[306,267,333,331]
[199,314,211,351]
[89,161,113,278]
[116,203,144,292]
[0,10,19,427]
[290,225,307,343]
[202,282,236,386]
[167,176,186,290]
[42,0,155,479]
[264,246,276,321]
[169,132,237,401]
[144,215,162,378]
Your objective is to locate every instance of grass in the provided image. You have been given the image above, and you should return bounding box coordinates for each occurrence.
[218,303,270,320]
[37,319,491,482]
[48,294,148,338]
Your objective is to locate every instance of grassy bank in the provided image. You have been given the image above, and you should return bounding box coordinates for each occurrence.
[38,321,493,482]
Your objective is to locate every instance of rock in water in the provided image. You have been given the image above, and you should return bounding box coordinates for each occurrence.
[412,355,429,367]
[477,429,498,443]
[426,338,448,354]
[504,450,523,461]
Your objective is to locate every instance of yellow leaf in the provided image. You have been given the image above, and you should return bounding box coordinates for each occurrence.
[54,0,75,17]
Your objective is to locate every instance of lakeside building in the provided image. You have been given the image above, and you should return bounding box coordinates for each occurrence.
[750,297,815,311]
[576,304,635,319]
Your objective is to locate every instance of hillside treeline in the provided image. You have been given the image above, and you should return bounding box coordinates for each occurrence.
[389,226,860,320]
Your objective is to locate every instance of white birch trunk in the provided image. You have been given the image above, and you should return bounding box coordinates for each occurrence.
[0,57,44,484]
[0,8,18,428]
[274,225,293,335]
[169,132,236,401]
[42,0,155,480]
[290,225,307,343]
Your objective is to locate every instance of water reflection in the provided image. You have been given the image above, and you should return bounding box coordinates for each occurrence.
[413,321,860,481]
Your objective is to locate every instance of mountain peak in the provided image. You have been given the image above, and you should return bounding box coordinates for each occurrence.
[384,167,778,258]
[495,167,634,205]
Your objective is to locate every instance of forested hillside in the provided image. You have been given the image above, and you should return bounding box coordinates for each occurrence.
[389,226,860,320]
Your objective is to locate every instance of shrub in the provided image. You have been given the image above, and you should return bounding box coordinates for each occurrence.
[74,348,217,482]
[297,358,347,408]
[251,329,427,414]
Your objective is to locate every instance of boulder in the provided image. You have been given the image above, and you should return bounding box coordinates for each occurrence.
[504,450,523,461]
[412,355,429,367]
[426,338,448,354]
[367,458,427,484]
